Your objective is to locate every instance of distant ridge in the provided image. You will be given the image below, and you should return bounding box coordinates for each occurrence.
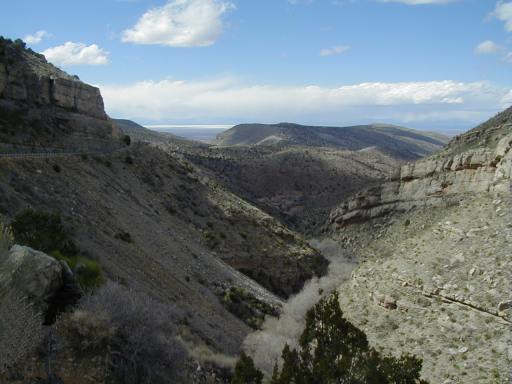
[214,122,450,159]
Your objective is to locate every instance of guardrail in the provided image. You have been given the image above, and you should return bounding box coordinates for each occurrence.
[0,151,110,159]
[0,152,76,158]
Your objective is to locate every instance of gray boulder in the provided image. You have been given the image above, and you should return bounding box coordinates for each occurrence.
[0,245,64,316]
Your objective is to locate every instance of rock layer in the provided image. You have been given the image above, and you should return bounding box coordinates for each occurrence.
[330,108,512,227]
[0,38,120,152]
[329,107,512,383]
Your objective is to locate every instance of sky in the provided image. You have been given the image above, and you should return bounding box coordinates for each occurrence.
[2,0,512,133]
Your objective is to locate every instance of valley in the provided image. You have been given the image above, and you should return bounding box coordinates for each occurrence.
[0,36,510,384]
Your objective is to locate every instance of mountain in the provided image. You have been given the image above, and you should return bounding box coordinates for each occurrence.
[183,145,400,235]
[113,118,206,148]
[0,38,327,381]
[214,122,449,159]
[185,123,448,235]
[327,107,511,383]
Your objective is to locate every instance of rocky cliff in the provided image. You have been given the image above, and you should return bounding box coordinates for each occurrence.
[328,107,511,383]
[330,107,512,228]
[0,37,121,152]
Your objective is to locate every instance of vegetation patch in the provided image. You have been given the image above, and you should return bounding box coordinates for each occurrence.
[222,287,279,330]
[233,292,427,384]
[114,231,133,243]
[59,282,187,384]
[11,209,103,290]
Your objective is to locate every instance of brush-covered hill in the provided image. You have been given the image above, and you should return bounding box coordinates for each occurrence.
[214,122,449,159]
[183,145,400,234]
[328,107,512,383]
[184,123,448,235]
[0,37,327,382]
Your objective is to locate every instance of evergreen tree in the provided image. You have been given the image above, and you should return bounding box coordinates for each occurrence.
[231,352,263,384]
[270,292,427,384]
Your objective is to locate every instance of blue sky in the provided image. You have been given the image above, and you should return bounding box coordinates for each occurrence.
[2,0,512,133]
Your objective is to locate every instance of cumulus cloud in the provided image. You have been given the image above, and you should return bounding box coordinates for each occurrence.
[493,1,512,32]
[320,45,350,56]
[42,42,109,66]
[503,89,512,103]
[475,40,503,54]
[99,77,510,130]
[122,0,234,47]
[23,30,50,45]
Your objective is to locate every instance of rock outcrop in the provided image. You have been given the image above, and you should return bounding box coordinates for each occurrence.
[329,107,512,383]
[0,245,78,319]
[330,107,512,227]
[0,38,121,152]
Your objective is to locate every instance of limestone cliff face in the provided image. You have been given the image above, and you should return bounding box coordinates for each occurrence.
[0,38,120,152]
[330,107,512,227]
[329,108,512,383]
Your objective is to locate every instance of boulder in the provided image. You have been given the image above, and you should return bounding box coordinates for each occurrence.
[0,245,66,318]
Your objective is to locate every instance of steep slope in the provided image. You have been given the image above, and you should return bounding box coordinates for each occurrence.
[328,107,512,383]
[0,38,121,153]
[0,39,328,376]
[214,122,449,159]
[331,107,512,227]
[183,145,399,234]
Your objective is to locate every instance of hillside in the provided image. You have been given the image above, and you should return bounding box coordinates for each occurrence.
[214,122,449,159]
[113,118,205,148]
[183,145,399,234]
[326,107,512,383]
[0,38,327,382]
[185,123,448,235]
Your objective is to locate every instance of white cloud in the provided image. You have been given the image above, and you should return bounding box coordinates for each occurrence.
[42,42,109,66]
[99,78,510,129]
[493,1,512,32]
[505,52,512,63]
[122,0,234,47]
[320,45,350,56]
[380,0,455,4]
[475,40,503,54]
[23,30,50,44]
[503,89,512,103]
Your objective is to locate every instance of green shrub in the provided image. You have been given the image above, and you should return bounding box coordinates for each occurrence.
[50,251,104,290]
[231,352,263,384]
[11,210,103,290]
[222,287,278,329]
[114,231,132,243]
[266,292,428,384]
[52,164,61,173]
[123,135,131,146]
[11,209,76,255]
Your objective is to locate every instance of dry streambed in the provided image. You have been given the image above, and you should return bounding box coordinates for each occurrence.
[243,238,357,374]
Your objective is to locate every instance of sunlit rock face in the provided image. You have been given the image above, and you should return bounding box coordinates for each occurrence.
[328,107,512,383]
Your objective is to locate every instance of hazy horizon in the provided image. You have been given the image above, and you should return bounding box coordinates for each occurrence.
[3,0,511,132]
